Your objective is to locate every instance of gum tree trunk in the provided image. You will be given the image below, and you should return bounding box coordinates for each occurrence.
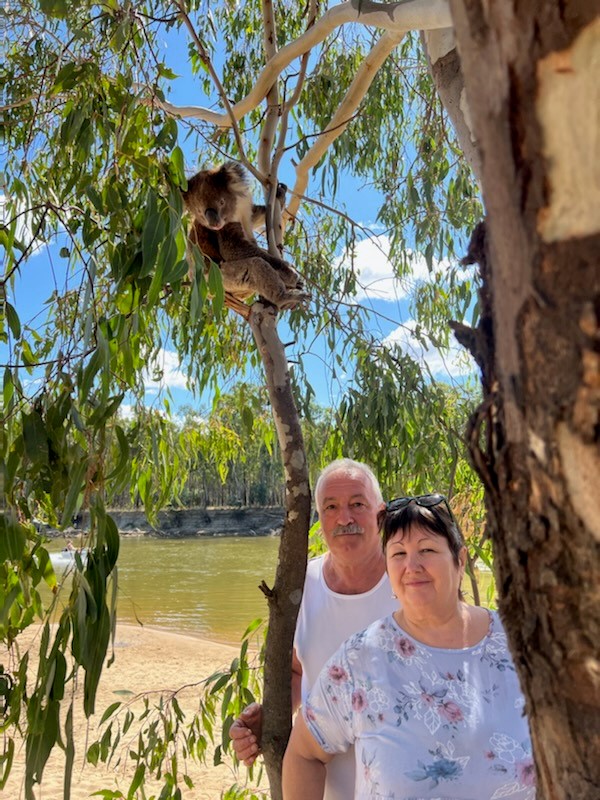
[249,304,311,800]
[450,2,600,797]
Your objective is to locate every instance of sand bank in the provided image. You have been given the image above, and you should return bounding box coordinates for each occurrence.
[2,624,268,799]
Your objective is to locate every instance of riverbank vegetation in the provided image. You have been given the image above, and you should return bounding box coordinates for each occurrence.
[104,383,480,512]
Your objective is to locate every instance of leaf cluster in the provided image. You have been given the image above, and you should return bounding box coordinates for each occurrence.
[85,619,267,799]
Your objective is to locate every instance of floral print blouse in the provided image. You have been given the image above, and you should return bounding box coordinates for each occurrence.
[303,611,536,799]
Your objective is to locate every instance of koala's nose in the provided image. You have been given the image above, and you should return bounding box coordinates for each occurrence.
[205,208,220,228]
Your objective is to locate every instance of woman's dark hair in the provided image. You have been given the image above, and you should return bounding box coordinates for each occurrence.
[377,499,465,567]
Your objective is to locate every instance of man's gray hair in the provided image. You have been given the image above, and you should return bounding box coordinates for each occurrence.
[314,458,383,514]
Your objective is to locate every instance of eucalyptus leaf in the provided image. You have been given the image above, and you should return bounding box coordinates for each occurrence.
[5,302,21,339]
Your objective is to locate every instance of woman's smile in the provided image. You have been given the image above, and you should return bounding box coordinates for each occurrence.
[403,579,431,587]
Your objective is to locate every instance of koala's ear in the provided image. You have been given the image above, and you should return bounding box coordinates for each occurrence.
[224,161,246,182]
[183,172,200,196]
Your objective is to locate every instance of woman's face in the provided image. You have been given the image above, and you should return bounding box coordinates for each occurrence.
[385,524,466,616]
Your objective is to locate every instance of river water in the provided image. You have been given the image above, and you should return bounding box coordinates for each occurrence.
[47,536,494,646]
[49,536,281,645]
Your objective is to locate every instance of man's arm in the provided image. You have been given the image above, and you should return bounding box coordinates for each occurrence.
[230,647,303,766]
[282,712,332,800]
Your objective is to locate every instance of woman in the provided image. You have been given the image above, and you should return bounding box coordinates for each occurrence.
[282,494,536,799]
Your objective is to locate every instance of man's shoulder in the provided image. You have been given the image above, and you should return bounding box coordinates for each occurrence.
[306,554,325,578]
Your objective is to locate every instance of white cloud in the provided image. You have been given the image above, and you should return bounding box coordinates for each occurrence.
[143,348,189,392]
[383,319,475,380]
[335,234,451,302]
[118,404,136,421]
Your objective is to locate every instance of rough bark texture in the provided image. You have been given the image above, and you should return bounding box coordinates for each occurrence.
[249,304,311,800]
[450,2,600,798]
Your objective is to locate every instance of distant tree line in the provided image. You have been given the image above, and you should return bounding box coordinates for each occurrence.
[110,386,333,509]
[177,445,286,508]
[108,378,482,513]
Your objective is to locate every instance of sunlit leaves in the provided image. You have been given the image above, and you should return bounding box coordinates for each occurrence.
[168,146,186,186]
[324,336,482,501]
[52,62,100,96]
[4,302,21,339]
[141,190,167,278]
[0,517,27,566]
[85,618,267,798]
[39,0,69,20]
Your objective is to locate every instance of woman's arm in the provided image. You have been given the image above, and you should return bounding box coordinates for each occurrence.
[291,647,303,712]
[282,712,333,800]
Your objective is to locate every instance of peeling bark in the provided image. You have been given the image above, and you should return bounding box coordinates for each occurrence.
[450,2,600,797]
[421,28,482,182]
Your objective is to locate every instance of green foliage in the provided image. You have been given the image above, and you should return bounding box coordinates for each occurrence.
[324,342,481,497]
[85,620,268,799]
[173,386,333,508]
[0,502,121,798]
[221,787,268,800]
[1,1,486,796]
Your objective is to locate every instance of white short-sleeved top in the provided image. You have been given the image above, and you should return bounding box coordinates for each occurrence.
[304,611,536,800]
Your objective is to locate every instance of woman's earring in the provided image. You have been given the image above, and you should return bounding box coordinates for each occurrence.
[391,593,397,599]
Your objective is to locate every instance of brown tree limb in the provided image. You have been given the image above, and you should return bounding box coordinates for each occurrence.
[249,303,311,800]
[420,27,482,183]
[451,4,600,796]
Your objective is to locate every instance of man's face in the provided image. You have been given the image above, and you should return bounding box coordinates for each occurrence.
[317,469,383,560]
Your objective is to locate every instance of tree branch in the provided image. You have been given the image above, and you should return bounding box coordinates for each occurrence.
[259,0,283,253]
[171,0,261,181]
[249,303,311,800]
[287,29,405,219]
[420,28,482,183]
[259,0,280,177]
[151,0,451,127]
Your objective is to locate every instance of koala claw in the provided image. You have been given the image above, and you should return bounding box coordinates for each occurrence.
[279,288,311,310]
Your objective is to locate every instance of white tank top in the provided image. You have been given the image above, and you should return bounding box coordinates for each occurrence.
[294,555,397,800]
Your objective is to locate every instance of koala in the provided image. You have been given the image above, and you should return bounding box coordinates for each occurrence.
[182,162,308,310]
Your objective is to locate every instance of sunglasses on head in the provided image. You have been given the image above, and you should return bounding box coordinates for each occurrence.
[386,493,449,513]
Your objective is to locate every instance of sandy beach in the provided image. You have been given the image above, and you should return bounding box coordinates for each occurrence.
[2,624,269,799]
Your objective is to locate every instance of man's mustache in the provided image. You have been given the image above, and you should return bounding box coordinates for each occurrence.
[332,523,364,537]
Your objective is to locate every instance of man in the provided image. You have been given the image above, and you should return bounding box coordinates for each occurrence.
[230,458,397,799]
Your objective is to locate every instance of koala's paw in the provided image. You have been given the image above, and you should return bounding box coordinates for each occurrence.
[278,288,311,310]
[278,263,304,291]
